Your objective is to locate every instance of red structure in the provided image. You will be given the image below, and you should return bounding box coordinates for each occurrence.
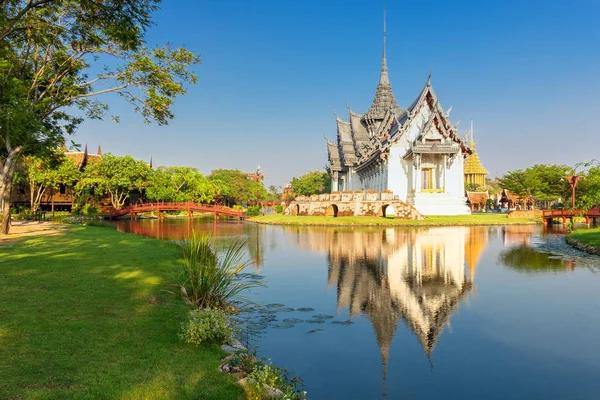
[107,201,245,220]
[542,208,600,226]
[564,175,583,209]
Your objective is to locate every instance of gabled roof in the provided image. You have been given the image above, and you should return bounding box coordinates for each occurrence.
[466,191,489,205]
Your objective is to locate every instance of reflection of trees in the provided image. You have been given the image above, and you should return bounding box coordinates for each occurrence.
[500,245,570,272]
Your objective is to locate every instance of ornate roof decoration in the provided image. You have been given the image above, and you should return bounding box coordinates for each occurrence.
[464,122,488,175]
[363,9,398,124]
[325,11,473,172]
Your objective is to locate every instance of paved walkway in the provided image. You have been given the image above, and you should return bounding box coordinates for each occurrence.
[0,220,67,243]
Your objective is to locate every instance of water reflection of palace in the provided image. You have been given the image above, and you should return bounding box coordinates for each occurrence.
[292,226,489,379]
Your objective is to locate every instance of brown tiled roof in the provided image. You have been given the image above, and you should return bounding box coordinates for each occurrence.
[466,191,489,205]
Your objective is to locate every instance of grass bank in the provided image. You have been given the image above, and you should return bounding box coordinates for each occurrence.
[249,213,540,226]
[0,226,243,400]
[567,228,600,255]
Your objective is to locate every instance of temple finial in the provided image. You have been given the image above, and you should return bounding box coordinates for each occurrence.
[97,144,102,156]
[379,5,389,86]
[149,157,153,168]
[470,120,475,149]
[428,66,432,84]
[83,143,88,155]
[332,107,339,119]
[383,5,387,60]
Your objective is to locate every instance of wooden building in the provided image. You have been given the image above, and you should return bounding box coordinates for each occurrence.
[12,145,103,211]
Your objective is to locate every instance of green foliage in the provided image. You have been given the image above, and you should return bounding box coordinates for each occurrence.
[16,152,80,212]
[290,171,331,196]
[576,166,600,209]
[146,166,216,203]
[77,153,150,209]
[247,361,306,400]
[465,183,483,192]
[179,309,234,347]
[499,164,571,207]
[0,0,199,233]
[179,232,263,310]
[209,169,268,206]
[246,205,260,216]
[275,205,283,214]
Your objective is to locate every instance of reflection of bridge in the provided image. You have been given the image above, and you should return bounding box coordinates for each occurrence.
[107,202,245,219]
[542,208,600,226]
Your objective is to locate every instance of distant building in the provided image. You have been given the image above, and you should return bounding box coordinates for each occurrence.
[12,144,104,211]
[466,191,489,212]
[325,16,473,216]
[463,126,488,189]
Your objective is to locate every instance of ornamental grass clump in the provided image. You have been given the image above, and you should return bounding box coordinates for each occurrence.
[179,308,234,346]
[179,232,262,310]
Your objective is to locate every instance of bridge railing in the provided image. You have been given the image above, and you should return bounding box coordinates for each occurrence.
[107,201,244,217]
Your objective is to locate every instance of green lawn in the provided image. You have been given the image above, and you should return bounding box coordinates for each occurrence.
[249,213,539,226]
[0,226,243,400]
[568,228,600,251]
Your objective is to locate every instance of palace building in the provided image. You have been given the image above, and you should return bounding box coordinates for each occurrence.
[326,17,474,215]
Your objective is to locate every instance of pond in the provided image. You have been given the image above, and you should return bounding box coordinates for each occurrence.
[114,218,600,399]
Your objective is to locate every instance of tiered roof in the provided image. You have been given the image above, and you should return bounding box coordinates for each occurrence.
[326,22,471,172]
[464,128,488,175]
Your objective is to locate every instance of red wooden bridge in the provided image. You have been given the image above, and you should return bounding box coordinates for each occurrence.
[542,208,600,226]
[107,201,245,219]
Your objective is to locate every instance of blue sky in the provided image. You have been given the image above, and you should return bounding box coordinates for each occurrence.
[76,0,600,187]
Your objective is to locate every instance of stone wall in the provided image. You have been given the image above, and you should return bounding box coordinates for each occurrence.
[507,210,543,219]
[284,191,424,220]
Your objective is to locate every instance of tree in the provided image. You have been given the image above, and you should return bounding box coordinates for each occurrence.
[208,169,267,206]
[575,160,600,209]
[498,164,571,208]
[146,166,216,203]
[77,154,149,209]
[0,0,200,233]
[18,152,79,213]
[290,171,331,196]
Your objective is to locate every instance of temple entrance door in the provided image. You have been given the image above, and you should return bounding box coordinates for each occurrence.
[421,168,433,191]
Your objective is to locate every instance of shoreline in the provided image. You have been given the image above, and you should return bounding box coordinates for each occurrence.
[566,229,600,256]
[248,214,540,227]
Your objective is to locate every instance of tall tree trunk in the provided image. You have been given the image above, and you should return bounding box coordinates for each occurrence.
[0,148,21,234]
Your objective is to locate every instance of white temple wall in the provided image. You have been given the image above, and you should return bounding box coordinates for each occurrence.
[446,153,466,198]
[388,143,409,201]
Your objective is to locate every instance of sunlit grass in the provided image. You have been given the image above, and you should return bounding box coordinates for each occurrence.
[0,226,243,400]
[249,213,539,226]
[568,227,600,250]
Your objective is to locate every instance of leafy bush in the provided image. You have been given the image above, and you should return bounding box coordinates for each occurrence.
[246,205,260,216]
[275,205,283,214]
[179,232,263,310]
[179,308,233,346]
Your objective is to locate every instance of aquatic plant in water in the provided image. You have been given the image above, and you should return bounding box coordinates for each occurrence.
[179,232,264,310]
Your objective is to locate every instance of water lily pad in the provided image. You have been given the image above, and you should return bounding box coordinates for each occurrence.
[307,329,325,334]
[272,323,294,329]
[331,320,343,325]
[306,319,326,324]
[296,307,315,312]
[265,303,285,308]
[283,318,304,324]
[312,314,334,320]
[247,322,269,331]
[278,307,295,312]
[340,320,354,326]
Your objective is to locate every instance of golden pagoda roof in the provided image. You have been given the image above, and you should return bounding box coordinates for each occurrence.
[464,151,488,175]
[464,129,488,175]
